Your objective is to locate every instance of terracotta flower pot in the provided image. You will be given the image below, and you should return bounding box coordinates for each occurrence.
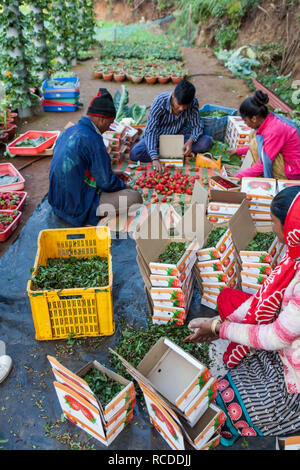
[130,75,144,84]
[158,76,170,84]
[171,76,184,84]
[93,71,102,79]
[113,73,126,82]
[0,132,9,144]
[145,76,157,84]
[0,124,17,140]
[102,73,113,81]
[7,112,18,124]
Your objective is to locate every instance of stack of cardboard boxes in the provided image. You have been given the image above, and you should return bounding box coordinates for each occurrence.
[103,121,140,163]
[229,200,285,295]
[135,206,201,325]
[225,116,252,149]
[111,337,226,450]
[241,177,277,226]
[47,356,136,446]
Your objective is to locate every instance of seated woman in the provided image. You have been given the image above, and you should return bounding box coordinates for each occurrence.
[227,90,300,180]
[184,185,300,446]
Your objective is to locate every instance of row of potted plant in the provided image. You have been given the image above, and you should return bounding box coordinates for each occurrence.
[98,39,183,61]
[92,58,188,84]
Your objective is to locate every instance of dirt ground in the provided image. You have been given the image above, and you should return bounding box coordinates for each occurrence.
[0,45,250,258]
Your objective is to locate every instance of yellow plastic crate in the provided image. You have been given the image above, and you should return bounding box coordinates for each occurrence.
[27,226,114,341]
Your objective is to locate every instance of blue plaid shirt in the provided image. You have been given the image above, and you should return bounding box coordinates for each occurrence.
[144,91,204,159]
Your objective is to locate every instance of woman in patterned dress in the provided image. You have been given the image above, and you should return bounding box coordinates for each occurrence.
[184,185,300,446]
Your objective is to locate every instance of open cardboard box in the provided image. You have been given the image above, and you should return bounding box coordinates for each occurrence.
[47,355,136,446]
[134,204,202,281]
[110,337,215,419]
[110,338,223,450]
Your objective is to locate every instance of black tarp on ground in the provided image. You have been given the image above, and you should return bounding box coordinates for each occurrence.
[0,197,275,450]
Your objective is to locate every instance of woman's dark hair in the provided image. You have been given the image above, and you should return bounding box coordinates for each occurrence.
[239,90,269,119]
[271,186,300,226]
[174,79,195,105]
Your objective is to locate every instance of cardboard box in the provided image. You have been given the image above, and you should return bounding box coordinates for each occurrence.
[47,356,136,446]
[276,436,300,450]
[209,175,240,192]
[241,177,277,198]
[110,338,223,450]
[201,293,218,310]
[241,270,268,286]
[241,281,261,295]
[111,337,214,415]
[197,259,225,274]
[277,179,300,193]
[207,201,241,217]
[159,134,184,162]
[225,116,251,148]
[229,200,277,266]
[241,262,272,276]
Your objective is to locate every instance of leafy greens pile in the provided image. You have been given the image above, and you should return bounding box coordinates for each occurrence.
[83,369,125,407]
[113,85,146,125]
[31,256,109,291]
[158,242,187,264]
[204,227,228,249]
[246,232,276,252]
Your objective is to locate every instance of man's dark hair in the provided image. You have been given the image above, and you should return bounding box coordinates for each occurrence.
[174,79,195,105]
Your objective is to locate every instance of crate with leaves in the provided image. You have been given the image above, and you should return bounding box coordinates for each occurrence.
[27,227,114,341]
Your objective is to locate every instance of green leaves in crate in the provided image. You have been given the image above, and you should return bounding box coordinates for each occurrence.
[15,137,48,147]
[158,242,187,264]
[31,256,109,291]
[83,369,125,407]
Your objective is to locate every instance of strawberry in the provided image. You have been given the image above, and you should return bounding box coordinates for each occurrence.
[151,404,166,423]
[165,420,179,441]
[80,404,96,423]
[64,395,81,411]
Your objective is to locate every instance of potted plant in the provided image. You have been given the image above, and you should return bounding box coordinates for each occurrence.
[102,68,113,81]
[113,69,126,82]
[145,68,157,84]
[157,71,170,84]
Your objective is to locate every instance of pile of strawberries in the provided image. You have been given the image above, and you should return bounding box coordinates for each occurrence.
[0,210,19,233]
[0,191,23,210]
[133,168,200,202]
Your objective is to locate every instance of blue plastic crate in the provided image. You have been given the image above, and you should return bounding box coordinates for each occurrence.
[42,76,80,99]
[199,104,237,141]
[42,104,79,112]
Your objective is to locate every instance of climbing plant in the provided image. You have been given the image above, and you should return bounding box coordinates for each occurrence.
[0,1,38,112]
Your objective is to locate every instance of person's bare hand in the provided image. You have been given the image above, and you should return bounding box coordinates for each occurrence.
[183,139,193,157]
[152,158,164,174]
[183,319,216,344]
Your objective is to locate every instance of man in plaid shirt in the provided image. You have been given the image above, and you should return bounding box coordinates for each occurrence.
[130,80,212,173]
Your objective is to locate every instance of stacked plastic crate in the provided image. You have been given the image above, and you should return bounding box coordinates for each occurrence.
[41,77,80,112]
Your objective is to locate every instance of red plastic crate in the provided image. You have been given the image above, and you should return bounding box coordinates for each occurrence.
[8,131,59,155]
[0,163,25,191]
[0,191,27,211]
[0,210,22,242]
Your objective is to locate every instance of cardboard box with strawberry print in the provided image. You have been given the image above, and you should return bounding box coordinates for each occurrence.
[241,281,261,295]
[277,179,300,193]
[241,271,268,287]
[110,338,224,450]
[209,175,240,192]
[225,116,251,148]
[47,356,136,447]
[241,177,277,198]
